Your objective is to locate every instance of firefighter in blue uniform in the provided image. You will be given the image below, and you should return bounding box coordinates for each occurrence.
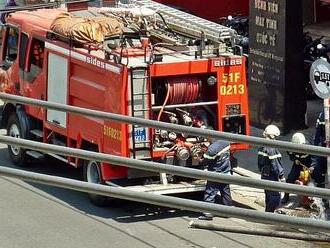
[310,112,328,206]
[258,125,285,212]
[198,139,232,220]
[282,132,311,204]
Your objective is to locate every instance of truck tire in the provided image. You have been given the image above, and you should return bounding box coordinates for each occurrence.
[7,113,29,166]
[83,156,108,207]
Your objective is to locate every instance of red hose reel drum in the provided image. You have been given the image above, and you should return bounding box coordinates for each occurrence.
[157,76,201,121]
[166,77,200,105]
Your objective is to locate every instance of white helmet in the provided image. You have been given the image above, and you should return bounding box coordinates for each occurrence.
[263,125,280,139]
[291,132,306,144]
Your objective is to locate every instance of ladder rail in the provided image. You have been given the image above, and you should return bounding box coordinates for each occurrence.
[128,0,237,44]
[130,67,152,158]
[130,68,137,159]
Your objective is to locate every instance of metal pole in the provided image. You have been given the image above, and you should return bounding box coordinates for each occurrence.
[1,166,330,232]
[2,93,330,157]
[324,98,330,207]
[2,135,330,199]
[189,221,330,242]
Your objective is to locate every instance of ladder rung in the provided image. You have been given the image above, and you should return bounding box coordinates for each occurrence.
[132,110,150,113]
[133,93,149,96]
[133,124,147,128]
[132,76,148,80]
[135,141,152,144]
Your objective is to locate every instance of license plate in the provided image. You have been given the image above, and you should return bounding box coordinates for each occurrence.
[134,127,147,142]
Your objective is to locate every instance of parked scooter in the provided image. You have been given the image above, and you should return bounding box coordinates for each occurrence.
[219,15,249,55]
[219,15,249,36]
[303,33,330,98]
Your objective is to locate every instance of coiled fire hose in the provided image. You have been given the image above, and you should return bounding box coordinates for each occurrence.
[157,77,200,121]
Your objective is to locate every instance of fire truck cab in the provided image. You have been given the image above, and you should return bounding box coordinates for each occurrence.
[0,0,249,205]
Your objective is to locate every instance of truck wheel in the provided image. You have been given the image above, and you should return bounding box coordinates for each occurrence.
[7,114,28,166]
[83,158,108,207]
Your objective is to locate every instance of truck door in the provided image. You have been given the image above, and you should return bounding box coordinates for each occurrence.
[23,37,47,118]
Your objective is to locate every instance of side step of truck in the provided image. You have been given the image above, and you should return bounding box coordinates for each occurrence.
[30,129,43,139]
[26,150,45,160]
[47,153,77,167]
[105,180,206,195]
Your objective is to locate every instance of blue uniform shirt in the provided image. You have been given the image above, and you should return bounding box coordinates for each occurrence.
[287,151,311,168]
[258,146,284,181]
[203,140,231,174]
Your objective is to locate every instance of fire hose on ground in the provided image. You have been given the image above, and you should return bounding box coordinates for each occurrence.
[189,221,330,242]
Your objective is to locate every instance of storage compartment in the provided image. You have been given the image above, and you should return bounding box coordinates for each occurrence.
[150,73,219,167]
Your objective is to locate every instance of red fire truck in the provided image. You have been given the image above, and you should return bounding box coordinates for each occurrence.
[0,0,249,204]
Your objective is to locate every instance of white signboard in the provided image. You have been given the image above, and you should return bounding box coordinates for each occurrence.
[310,59,330,99]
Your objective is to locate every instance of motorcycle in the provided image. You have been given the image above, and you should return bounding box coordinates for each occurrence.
[303,33,330,98]
[219,15,249,36]
[219,15,249,55]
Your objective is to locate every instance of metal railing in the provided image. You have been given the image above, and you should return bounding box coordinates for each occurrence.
[2,165,330,232]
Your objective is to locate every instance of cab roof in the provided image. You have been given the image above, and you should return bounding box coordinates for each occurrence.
[6,8,65,37]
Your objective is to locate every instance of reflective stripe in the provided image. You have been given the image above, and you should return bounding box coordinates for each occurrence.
[298,154,309,159]
[203,145,230,160]
[268,154,282,159]
[317,119,325,125]
[258,151,281,160]
[257,151,268,157]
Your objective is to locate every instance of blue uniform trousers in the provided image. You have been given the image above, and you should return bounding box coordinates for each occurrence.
[265,190,281,212]
[204,181,232,206]
[312,163,327,187]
